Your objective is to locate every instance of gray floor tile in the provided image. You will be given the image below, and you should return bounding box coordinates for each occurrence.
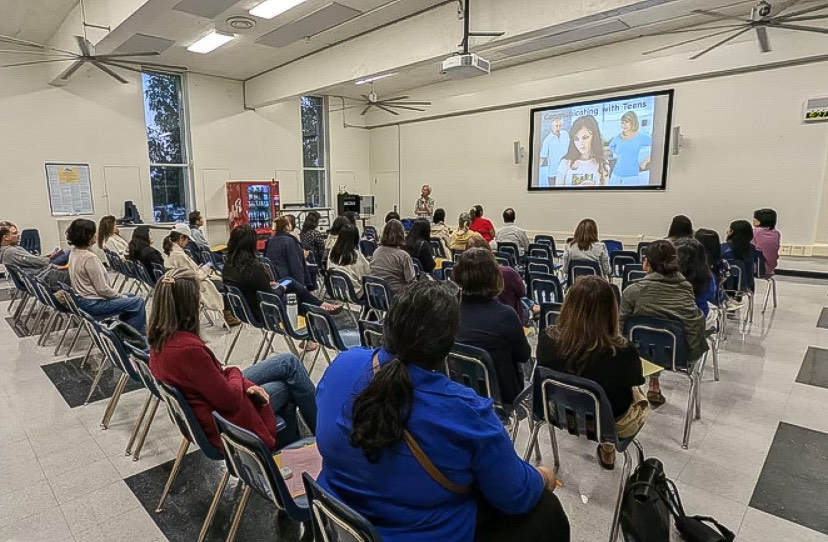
[739,507,828,541]
[72,507,164,542]
[0,479,59,528]
[749,422,828,536]
[47,457,122,505]
[60,481,142,537]
[0,505,73,542]
[817,308,828,328]
[797,346,828,389]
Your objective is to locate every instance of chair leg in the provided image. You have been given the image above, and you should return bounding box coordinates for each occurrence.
[711,340,720,382]
[772,278,778,308]
[224,325,243,363]
[37,311,58,347]
[65,322,85,357]
[322,346,332,366]
[225,484,251,542]
[252,330,269,363]
[198,470,230,542]
[79,341,95,369]
[609,448,634,542]
[54,315,73,356]
[308,346,322,375]
[132,398,160,461]
[156,438,190,513]
[126,394,152,455]
[101,373,129,429]
[547,423,560,470]
[694,370,702,421]
[523,420,543,462]
[682,375,697,450]
[748,293,754,323]
[83,352,108,405]
[762,281,772,313]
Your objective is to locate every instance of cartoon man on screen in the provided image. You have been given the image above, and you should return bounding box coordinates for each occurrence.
[539,114,569,186]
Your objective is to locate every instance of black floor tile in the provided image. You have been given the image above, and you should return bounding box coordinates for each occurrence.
[5,316,35,338]
[749,422,828,535]
[796,347,828,390]
[817,308,828,328]
[41,356,143,408]
[125,452,309,542]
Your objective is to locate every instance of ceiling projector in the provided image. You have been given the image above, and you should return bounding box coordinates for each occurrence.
[441,53,491,79]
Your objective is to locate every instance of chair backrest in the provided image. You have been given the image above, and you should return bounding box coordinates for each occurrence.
[451,249,464,262]
[636,241,652,260]
[96,322,142,383]
[31,278,61,312]
[531,366,618,445]
[496,242,520,263]
[225,285,261,327]
[411,258,422,276]
[363,226,378,241]
[625,315,689,371]
[724,260,747,292]
[527,243,553,261]
[429,239,446,259]
[326,269,361,305]
[611,251,639,276]
[150,262,165,282]
[533,234,556,252]
[493,253,511,268]
[442,261,455,282]
[302,472,383,542]
[362,275,392,316]
[258,256,277,282]
[444,342,503,404]
[539,302,563,329]
[567,259,602,284]
[525,257,552,277]
[494,250,516,268]
[610,283,621,306]
[602,239,623,255]
[133,262,154,287]
[359,239,377,259]
[156,380,224,460]
[124,343,159,398]
[4,264,29,295]
[258,291,307,341]
[528,272,563,304]
[304,304,350,352]
[754,250,768,279]
[622,264,646,290]
[20,229,41,255]
[357,319,384,349]
[212,412,310,521]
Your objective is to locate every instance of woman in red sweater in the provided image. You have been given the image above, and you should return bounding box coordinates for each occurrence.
[469,204,496,242]
[148,268,317,449]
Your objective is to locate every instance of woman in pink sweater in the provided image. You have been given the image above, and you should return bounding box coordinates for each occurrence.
[753,209,781,275]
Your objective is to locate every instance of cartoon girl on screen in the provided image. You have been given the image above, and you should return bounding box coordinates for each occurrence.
[608,111,652,186]
[555,114,609,187]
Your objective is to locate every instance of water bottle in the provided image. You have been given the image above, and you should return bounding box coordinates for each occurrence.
[286,293,298,328]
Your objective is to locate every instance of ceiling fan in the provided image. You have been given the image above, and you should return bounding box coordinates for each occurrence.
[351,82,432,116]
[643,0,828,59]
[0,0,186,84]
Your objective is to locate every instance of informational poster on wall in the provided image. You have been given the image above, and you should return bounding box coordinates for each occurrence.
[45,163,94,216]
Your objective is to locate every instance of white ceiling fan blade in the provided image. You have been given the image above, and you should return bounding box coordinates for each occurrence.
[360,105,374,115]
[99,60,144,74]
[691,9,749,23]
[772,0,802,16]
[381,101,432,106]
[0,49,76,57]
[97,51,161,59]
[782,13,828,21]
[0,58,76,68]
[104,58,188,71]
[383,105,426,112]
[0,34,77,55]
[775,3,828,20]
[755,26,771,52]
[91,61,128,84]
[380,96,410,102]
[689,27,752,60]
[643,24,745,37]
[59,60,87,80]
[76,36,93,56]
[770,22,828,34]
[642,28,741,56]
[375,104,400,115]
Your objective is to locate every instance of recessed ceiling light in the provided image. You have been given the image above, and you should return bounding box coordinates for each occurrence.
[187,31,234,54]
[249,0,308,19]
[355,73,397,85]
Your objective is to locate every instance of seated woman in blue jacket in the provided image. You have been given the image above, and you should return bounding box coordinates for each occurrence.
[315,281,570,542]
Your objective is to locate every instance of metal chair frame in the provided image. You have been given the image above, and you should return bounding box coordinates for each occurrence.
[361,275,393,322]
[224,286,269,364]
[302,472,383,542]
[754,251,778,314]
[303,303,360,374]
[257,291,307,363]
[123,345,160,461]
[358,319,384,349]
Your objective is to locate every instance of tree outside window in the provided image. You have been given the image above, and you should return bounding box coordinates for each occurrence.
[301,96,328,207]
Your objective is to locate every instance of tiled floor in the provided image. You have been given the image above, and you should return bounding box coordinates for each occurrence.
[2,273,828,541]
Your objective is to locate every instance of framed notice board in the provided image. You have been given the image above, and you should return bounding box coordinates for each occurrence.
[45,163,94,216]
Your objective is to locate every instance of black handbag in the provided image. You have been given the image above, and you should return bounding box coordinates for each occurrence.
[620,458,671,542]
[664,479,735,542]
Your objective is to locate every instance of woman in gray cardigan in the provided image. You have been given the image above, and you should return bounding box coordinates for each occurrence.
[563,219,612,277]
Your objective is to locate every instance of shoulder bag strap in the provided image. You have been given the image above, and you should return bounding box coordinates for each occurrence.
[372,354,472,494]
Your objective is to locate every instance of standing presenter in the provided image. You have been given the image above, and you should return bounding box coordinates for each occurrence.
[414,184,435,219]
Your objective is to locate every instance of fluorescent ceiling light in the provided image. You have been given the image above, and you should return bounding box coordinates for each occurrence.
[249,0,308,19]
[355,73,397,85]
[187,31,234,53]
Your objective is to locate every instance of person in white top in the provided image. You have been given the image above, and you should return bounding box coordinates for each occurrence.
[556,115,609,187]
[563,218,612,278]
[97,215,129,256]
[539,115,569,187]
[495,208,530,256]
[188,210,210,250]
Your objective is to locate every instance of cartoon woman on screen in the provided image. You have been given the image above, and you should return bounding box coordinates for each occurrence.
[555,115,609,187]
[608,111,652,186]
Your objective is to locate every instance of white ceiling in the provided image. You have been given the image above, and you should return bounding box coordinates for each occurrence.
[0,0,78,43]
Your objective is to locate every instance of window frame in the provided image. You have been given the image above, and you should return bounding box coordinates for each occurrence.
[300,95,330,208]
[141,70,195,223]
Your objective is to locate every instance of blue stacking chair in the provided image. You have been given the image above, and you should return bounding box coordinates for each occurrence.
[20,228,41,255]
[302,472,383,542]
[5,264,33,320]
[151,262,166,283]
[212,413,312,542]
[724,260,755,324]
[362,275,393,321]
[610,251,639,278]
[602,239,623,256]
[523,366,644,542]
[325,269,366,327]
[359,239,377,259]
[122,344,161,461]
[430,239,446,259]
[496,241,520,265]
[257,291,308,361]
[303,303,360,373]
[533,234,563,259]
[625,316,708,449]
[566,259,603,286]
[95,322,146,430]
[528,273,563,304]
[622,264,646,290]
[539,302,563,329]
[358,319,384,349]
[636,241,652,260]
[224,285,269,363]
[754,250,777,313]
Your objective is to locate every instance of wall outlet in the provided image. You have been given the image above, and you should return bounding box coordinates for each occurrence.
[780,244,792,255]
[790,245,806,256]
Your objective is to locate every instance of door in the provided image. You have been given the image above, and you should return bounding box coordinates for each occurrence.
[371,171,400,225]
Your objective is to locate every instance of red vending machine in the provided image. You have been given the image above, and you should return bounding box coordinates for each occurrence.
[226,180,281,250]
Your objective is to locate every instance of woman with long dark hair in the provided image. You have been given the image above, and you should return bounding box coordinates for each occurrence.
[300,210,326,267]
[148,267,317,448]
[97,215,128,255]
[405,219,435,273]
[556,115,609,186]
[562,218,611,277]
[667,215,694,240]
[325,215,350,256]
[469,204,495,242]
[328,224,370,298]
[675,238,717,322]
[315,281,569,542]
[722,220,756,292]
[537,276,647,468]
[620,240,707,406]
[127,225,164,282]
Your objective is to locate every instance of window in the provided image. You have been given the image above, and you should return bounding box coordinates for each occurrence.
[301,96,329,207]
[141,71,192,222]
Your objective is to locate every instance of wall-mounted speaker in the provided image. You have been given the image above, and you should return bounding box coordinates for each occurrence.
[671,126,683,156]
[513,140,525,164]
